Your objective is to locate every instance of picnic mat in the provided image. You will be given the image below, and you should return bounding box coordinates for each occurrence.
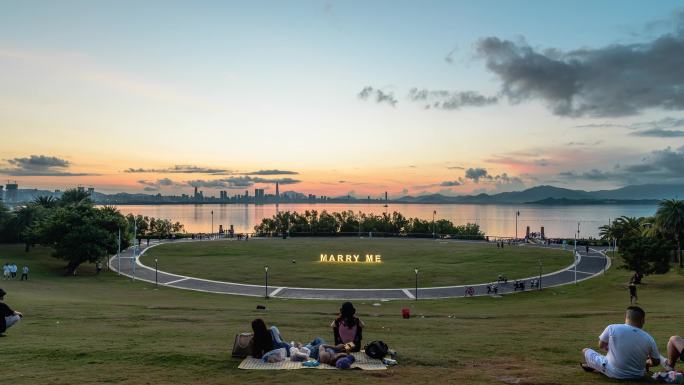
[238,352,387,370]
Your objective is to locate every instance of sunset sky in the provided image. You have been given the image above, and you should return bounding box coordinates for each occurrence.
[2,1,684,198]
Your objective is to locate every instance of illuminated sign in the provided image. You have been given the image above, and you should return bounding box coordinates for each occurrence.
[319,254,382,263]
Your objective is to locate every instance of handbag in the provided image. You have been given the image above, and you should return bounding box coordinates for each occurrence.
[231,332,253,358]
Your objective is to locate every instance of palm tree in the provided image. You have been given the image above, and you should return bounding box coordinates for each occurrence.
[599,216,643,247]
[58,189,92,206]
[34,196,57,209]
[655,199,684,268]
[15,203,45,251]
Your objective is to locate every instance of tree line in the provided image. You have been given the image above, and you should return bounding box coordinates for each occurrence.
[253,210,485,239]
[599,199,684,276]
[0,189,184,275]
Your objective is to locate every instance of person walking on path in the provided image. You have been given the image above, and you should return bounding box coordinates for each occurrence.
[0,288,23,336]
[20,266,29,281]
[629,279,638,305]
[2,264,9,280]
[10,263,17,279]
[96,261,102,275]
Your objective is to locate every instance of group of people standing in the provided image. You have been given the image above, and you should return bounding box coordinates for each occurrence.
[2,263,28,281]
[250,301,364,368]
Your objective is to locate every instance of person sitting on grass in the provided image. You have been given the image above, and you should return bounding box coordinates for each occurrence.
[0,288,23,336]
[581,306,660,379]
[331,302,364,352]
[662,336,684,372]
[249,318,291,359]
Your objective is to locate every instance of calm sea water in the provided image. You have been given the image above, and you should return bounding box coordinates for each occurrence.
[111,203,658,238]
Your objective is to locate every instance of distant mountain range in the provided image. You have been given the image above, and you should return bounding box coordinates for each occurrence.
[395,184,684,204]
[4,183,682,206]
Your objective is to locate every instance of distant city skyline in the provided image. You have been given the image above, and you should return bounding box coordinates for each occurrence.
[2,1,684,197]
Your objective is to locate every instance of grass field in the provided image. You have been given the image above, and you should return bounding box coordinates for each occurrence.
[140,238,571,288]
[1,244,683,384]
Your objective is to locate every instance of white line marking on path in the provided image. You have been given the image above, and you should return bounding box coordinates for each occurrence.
[166,278,189,285]
[269,287,286,297]
[402,289,415,299]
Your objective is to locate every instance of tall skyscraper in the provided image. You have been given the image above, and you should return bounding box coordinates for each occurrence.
[5,182,18,202]
[275,182,280,198]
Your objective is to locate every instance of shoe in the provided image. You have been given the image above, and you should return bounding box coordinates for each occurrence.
[580,363,596,373]
[661,355,675,372]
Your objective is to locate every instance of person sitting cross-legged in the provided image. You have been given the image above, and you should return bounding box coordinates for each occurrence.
[581,306,660,380]
[331,302,364,352]
[662,335,684,371]
[1,288,23,336]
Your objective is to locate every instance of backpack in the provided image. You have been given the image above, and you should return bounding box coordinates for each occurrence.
[364,340,389,359]
[231,332,253,358]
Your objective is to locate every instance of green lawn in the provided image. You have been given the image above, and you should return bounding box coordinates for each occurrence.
[1,244,682,384]
[141,238,570,288]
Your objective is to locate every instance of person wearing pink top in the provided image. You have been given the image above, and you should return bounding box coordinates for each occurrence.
[331,301,364,352]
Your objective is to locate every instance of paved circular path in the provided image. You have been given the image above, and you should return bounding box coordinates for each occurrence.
[109,238,611,300]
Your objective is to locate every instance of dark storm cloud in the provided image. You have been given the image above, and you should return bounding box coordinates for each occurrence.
[185,176,301,190]
[439,180,462,187]
[0,155,96,176]
[186,179,237,189]
[408,88,498,110]
[358,86,398,106]
[124,165,230,174]
[8,155,69,169]
[138,178,177,191]
[630,128,684,137]
[464,167,491,182]
[476,14,684,117]
[558,146,684,183]
[243,169,299,176]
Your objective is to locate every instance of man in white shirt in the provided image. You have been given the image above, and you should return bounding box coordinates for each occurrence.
[582,306,660,379]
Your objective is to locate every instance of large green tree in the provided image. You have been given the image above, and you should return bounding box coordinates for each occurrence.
[655,199,684,268]
[620,234,673,276]
[15,203,47,252]
[37,197,129,275]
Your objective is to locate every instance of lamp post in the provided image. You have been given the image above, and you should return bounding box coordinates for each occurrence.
[211,210,214,239]
[432,210,436,239]
[155,258,158,287]
[264,265,269,299]
[538,259,542,291]
[132,217,137,280]
[574,232,578,285]
[117,227,121,275]
[515,211,520,241]
[414,268,419,301]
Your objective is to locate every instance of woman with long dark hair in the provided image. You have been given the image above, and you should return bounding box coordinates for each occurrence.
[250,318,292,359]
[331,301,364,352]
[250,318,275,358]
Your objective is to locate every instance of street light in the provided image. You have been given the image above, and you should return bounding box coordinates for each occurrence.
[117,226,121,275]
[211,210,214,239]
[155,258,158,287]
[515,211,520,241]
[538,259,542,291]
[432,210,436,239]
[264,265,269,299]
[414,268,419,301]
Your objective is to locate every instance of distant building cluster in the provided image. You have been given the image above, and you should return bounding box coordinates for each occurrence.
[0,180,391,206]
[1,181,66,205]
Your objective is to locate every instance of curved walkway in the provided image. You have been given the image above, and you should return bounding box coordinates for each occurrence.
[108,238,611,300]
